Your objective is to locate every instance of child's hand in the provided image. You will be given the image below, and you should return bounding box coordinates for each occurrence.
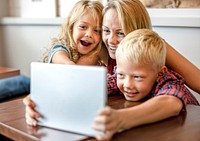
[23,95,41,126]
[92,106,122,141]
[78,52,100,65]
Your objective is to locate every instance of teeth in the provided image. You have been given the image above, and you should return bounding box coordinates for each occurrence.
[126,91,137,94]
[109,46,116,51]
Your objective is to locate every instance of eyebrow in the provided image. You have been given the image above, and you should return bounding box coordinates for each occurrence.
[79,21,101,28]
[102,25,123,31]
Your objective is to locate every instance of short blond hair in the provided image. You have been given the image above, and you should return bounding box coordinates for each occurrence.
[116,29,166,70]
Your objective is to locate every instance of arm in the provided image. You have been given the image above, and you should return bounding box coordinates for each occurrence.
[52,50,100,65]
[51,50,75,65]
[49,45,75,64]
[92,95,183,140]
[165,42,200,94]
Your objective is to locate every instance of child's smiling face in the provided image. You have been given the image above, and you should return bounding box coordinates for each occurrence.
[116,59,159,102]
[72,11,101,55]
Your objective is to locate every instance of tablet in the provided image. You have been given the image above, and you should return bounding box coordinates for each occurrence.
[30,62,107,136]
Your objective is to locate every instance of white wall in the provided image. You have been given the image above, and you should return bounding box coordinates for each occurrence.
[148,8,200,68]
[148,8,200,101]
[0,18,62,76]
[153,26,200,68]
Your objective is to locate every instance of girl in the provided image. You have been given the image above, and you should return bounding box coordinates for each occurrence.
[43,0,103,65]
[24,0,103,126]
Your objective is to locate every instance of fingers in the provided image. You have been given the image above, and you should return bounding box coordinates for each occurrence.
[97,106,112,116]
[95,130,115,141]
[25,112,38,126]
[92,106,120,140]
[95,106,112,124]
[23,95,35,107]
[92,106,114,131]
[23,95,41,126]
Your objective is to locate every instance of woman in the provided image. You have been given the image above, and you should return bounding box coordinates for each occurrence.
[24,0,200,131]
[100,0,200,94]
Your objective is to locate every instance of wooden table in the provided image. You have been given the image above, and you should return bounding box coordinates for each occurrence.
[0,66,20,79]
[0,95,200,141]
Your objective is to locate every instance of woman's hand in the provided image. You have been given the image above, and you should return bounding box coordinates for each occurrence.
[92,106,122,141]
[23,95,41,126]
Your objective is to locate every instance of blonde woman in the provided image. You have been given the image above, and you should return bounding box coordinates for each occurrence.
[101,0,200,95]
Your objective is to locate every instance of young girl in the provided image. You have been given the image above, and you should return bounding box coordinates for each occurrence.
[42,0,103,65]
[92,29,199,141]
[24,0,103,126]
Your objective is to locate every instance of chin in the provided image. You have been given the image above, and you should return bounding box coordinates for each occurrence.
[125,96,136,102]
[109,52,116,60]
[125,95,142,102]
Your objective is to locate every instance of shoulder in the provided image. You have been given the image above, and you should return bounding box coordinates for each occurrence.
[152,68,199,106]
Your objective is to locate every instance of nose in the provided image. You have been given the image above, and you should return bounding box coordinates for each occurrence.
[124,77,134,89]
[108,33,118,45]
[85,29,93,38]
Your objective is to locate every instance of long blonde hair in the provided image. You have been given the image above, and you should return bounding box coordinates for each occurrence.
[103,0,152,36]
[43,0,103,63]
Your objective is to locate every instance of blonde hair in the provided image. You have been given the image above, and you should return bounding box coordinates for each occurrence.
[43,0,103,63]
[116,29,166,70]
[103,0,152,36]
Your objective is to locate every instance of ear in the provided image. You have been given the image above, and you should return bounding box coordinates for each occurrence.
[159,66,167,74]
[156,66,167,82]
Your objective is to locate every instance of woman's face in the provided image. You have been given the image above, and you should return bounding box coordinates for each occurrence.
[102,9,125,59]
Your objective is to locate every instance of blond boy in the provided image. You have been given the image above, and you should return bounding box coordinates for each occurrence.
[93,29,199,141]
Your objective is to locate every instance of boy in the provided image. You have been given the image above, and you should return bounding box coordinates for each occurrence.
[92,29,199,140]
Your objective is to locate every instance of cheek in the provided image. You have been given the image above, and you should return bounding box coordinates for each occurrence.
[119,38,124,43]
[102,34,107,44]
[138,81,154,94]
[117,79,123,91]
[95,34,101,43]
[72,29,78,41]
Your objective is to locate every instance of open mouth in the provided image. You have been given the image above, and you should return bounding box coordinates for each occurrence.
[81,40,92,47]
[109,46,117,53]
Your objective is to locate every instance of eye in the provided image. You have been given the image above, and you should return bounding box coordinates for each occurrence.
[117,32,125,37]
[79,25,86,29]
[134,75,142,81]
[117,73,125,79]
[94,29,101,34]
[103,28,110,34]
